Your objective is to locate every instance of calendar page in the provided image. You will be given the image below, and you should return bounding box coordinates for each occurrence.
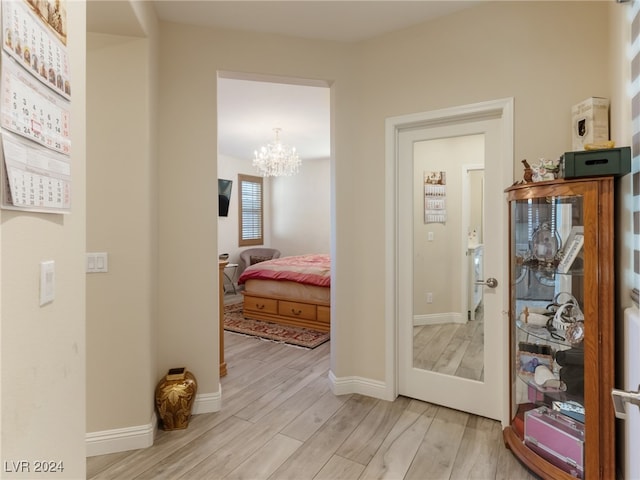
[1,52,70,154]
[0,0,71,214]
[2,0,70,99]
[1,129,70,213]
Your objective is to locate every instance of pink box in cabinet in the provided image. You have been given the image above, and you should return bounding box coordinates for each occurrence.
[524,406,584,478]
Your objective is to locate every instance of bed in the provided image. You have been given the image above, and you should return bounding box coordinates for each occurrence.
[237,254,330,332]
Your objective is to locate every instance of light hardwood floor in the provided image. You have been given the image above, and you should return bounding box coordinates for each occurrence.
[413,306,484,381]
[87,324,536,480]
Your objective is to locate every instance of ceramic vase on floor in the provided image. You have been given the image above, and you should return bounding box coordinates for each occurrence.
[155,367,197,430]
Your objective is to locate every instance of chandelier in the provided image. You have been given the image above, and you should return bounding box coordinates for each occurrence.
[253,128,301,177]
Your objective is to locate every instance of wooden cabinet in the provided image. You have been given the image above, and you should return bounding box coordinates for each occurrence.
[503,177,615,479]
[218,260,227,377]
[243,294,330,332]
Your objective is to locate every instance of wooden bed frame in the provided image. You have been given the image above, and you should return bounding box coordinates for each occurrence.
[242,291,330,333]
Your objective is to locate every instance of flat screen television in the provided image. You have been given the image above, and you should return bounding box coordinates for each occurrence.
[218,179,232,217]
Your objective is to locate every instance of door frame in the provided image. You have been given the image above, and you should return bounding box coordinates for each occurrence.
[384,98,514,426]
[461,162,485,322]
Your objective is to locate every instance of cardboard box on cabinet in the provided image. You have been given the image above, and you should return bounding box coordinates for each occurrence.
[571,97,609,151]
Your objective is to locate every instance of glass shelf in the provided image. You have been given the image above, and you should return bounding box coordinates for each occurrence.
[516,320,572,348]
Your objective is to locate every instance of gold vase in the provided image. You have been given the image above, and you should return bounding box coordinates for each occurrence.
[155,367,197,430]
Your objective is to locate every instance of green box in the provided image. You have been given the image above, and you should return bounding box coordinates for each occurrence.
[563,147,631,178]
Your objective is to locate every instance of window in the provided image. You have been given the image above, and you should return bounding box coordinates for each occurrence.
[238,174,263,246]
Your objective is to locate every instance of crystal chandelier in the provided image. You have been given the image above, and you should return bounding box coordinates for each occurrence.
[253,128,301,177]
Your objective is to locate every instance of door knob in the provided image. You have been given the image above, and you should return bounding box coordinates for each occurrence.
[611,385,640,419]
[475,277,498,288]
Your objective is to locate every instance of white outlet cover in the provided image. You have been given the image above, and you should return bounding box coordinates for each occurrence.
[40,260,55,305]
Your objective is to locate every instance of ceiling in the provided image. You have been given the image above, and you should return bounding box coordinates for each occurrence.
[88,1,481,164]
[151,1,480,43]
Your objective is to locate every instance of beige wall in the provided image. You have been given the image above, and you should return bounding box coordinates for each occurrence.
[0,2,86,477]
[156,22,359,395]
[85,0,159,454]
[86,32,156,433]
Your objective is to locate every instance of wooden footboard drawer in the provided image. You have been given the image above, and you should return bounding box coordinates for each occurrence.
[279,300,316,321]
[317,305,330,325]
[244,295,278,315]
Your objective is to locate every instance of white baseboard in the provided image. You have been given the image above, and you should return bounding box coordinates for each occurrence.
[414,312,464,326]
[86,413,156,457]
[192,388,222,415]
[86,388,222,457]
[328,371,395,401]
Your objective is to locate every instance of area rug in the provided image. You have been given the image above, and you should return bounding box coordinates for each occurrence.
[224,302,329,349]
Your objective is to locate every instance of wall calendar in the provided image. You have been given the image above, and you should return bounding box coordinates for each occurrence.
[0,0,71,214]
[424,170,447,224]
[1,53,70,154]
[1,130,70,211]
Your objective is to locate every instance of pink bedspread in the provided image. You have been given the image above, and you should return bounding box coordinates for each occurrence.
[238,254,330,288]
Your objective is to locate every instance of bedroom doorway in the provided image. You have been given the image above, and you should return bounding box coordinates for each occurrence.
[387,98,513,423]
[216,71,332,369]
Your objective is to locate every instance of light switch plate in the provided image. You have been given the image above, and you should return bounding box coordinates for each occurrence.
[86,253,108,273]
[40,260,55,305]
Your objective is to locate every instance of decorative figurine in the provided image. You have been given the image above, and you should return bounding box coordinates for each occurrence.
[521,159,533,183]
[531,158,560,182]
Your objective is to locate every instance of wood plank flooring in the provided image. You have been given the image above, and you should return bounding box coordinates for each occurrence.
[87,327,536,480]
[413,306,484,381]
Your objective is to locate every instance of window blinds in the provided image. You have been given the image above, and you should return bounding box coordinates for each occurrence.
[239,174,263,245]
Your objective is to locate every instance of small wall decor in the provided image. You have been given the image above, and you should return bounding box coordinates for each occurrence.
[424,171,446,224]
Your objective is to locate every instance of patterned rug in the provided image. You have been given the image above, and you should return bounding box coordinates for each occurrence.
[224,302,330,349]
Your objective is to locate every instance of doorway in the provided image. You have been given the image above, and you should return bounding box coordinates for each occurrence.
[385,98,513,424]
[216,72,332,374]
[216,73,331,262]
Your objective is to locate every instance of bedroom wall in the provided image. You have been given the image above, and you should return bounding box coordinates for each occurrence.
[217,154,329,266]
[0,2,87,477]
[271,158,331,256]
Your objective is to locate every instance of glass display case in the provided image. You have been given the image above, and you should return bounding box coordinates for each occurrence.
[503,177,616,480]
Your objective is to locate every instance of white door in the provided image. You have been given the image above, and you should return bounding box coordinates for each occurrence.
[391,99,512,422]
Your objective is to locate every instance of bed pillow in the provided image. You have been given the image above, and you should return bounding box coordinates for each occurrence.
[250,255,272,265]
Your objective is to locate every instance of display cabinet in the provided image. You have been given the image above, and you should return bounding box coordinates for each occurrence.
[503,177,615,479]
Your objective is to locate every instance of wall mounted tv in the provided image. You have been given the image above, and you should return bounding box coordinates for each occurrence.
[218,179,232,217]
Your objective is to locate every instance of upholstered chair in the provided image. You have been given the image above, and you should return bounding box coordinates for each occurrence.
[238,247,281,277]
